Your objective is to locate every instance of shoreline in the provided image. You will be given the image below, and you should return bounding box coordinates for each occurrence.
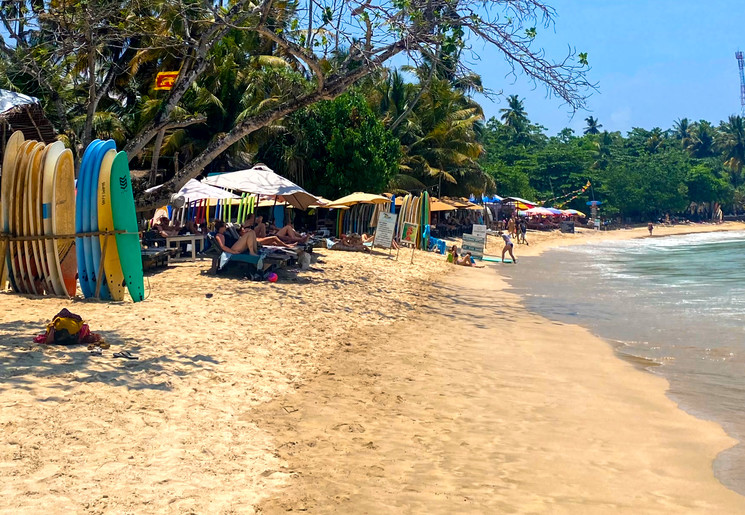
[256,223,745,512]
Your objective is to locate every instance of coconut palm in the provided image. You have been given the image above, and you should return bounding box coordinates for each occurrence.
[718,115,745,186]
[686,120,717,158]
[583,116,602,135]
[499,95,528,130]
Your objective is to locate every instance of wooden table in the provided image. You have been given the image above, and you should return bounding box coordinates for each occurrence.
[165,234,206,262]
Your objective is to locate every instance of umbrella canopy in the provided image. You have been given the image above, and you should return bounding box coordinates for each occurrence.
[430,198,457,212]
[504,196,537,210]
[203,164,320,210]
[327,192,390,207]
[177,178,239,201]
[524,207,555,216]
[545,207,564,215]
[563,209,586,217]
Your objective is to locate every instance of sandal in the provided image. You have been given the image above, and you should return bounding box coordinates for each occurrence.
[113,350,139,360]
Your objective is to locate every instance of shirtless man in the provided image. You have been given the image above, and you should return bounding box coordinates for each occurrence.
[242,216,295,248]
[273,223,308,244]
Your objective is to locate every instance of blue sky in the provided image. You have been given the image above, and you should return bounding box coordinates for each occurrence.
[470,1,745,136]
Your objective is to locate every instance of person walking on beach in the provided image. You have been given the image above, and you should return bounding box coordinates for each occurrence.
[507,217,516,238]
[648,222,654,236]
[499,231,517,263]
[518,217,529,245]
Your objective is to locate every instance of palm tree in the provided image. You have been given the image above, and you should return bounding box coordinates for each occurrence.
[499,95,528,131]
[645,127,665,154]
[687,120,716,158]
[718,115,745,186]
[672,117,693,150]
[583,116,602,135]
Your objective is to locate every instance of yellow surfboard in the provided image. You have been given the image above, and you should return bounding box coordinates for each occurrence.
[97,149,125,300]
[0,130,24,290]
[52,149,77,297]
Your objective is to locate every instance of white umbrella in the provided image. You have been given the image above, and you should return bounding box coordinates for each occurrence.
[177,178,239,201]
[202,164,319,210]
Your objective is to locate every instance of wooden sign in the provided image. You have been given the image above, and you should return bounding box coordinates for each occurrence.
[154,71,180,90]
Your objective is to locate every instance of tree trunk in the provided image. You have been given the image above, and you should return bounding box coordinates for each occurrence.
[149,127,167,186]
[82,26,96,147]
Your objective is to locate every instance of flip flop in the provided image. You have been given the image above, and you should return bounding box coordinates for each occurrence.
[113,350,139,360]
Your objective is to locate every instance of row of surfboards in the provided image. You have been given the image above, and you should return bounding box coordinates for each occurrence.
[395,192,430,249]
[0,131,144,302]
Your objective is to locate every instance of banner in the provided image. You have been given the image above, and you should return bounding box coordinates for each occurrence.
[154,71,180,90]
[374,211,397,249]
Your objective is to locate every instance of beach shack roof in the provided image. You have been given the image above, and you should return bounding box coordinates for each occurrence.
[203,164,320,210]
[0,89,57,144]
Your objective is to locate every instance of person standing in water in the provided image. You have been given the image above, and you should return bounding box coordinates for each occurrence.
[499,231,517,263]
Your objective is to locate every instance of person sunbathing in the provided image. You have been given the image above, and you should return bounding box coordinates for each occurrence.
[241,218,295,248]
[214,220,258,255]
[272,223,309,243]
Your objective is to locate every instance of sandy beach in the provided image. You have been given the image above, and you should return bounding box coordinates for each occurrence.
[2,223,745,513]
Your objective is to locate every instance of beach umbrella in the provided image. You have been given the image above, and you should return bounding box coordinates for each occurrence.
[503,196,537,210]
[429,197,457,212]
[203,164,320,210]
[177,178,240,201]
[327,192,390,207]
[524,207,554,216]
[563,209,586,217]
[545,207,564,215]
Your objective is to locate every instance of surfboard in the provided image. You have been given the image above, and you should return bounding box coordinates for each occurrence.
[110,151,144,302]
[25,141,48,293]
[52,149,77,297]
[89,139,116,299]
[15,142,39,293]
[41,141,67,296]
[76,140,101,298]
[1,130,24,291]
[97,148,125,301]
[9,141,33,292]
[37,143,58,294]
[482,256,514,263]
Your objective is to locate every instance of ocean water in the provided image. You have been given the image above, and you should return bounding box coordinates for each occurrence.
[500,231,745,495]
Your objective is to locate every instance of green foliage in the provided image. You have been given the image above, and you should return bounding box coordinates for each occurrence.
[261,92,400,198]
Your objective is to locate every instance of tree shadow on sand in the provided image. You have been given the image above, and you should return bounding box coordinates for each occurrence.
[0,319,219,395]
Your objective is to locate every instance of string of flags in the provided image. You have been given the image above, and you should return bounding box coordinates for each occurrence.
[539,181,591,208]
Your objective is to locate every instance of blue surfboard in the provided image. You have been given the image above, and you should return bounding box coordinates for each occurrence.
[76,140,101,298]
[88,140,116,300]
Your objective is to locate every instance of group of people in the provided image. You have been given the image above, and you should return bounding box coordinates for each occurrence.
[505,216,529,245]
[213,214,310,256]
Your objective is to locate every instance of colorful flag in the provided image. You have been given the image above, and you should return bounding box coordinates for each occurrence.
[154,71,180,90]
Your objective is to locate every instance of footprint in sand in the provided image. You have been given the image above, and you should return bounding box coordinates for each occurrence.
[331,422,365,433]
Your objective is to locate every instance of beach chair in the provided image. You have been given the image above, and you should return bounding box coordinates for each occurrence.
[200,233,268,277]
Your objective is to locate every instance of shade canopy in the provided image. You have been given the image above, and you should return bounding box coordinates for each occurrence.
[177,179,239,201]
[203,164,320,210]
[430,198,457,212]
[545,207,564,215]
[503,196,537,210]
[563,209,586,217]
[327,192,390,207]
[523,207,555,216]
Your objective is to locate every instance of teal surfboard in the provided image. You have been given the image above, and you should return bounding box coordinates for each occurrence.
[110,151,144,302]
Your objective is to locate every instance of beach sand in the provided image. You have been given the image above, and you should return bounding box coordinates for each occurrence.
[1,223,745,512]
